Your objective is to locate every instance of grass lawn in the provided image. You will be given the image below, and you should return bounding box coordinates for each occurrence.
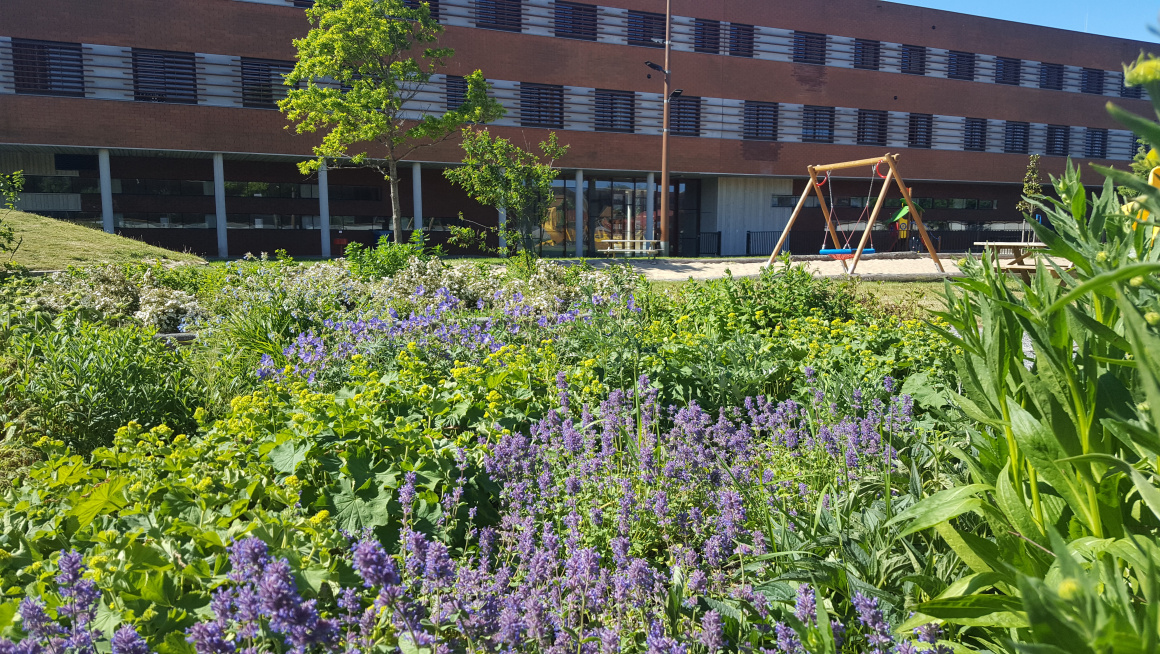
[2,210,204,269]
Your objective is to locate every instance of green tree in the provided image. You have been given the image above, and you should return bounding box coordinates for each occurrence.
[0,169,25,257]
[1015,153,1043,216]
[280,0,505,243]
[443,128,569,255]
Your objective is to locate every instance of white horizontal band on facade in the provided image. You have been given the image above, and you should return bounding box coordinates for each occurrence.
[229,0,1148,103]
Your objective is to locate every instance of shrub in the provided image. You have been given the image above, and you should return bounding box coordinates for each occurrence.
[344,232,438,280]
[0,318,201,451]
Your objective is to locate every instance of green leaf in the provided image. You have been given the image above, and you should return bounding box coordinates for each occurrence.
[0,600,18,632]
[887,484,991,535]
[330,481,392,532]
[269,440,310,475]
[1042,262,1160,315]
[70,475,129,529]
[1060,453,1160,523]
[916,594,1028,628]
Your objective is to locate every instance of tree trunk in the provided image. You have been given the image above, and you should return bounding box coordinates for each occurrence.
[388,159,403,244]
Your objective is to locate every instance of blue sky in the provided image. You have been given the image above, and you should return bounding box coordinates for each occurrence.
[891,0,1160,43]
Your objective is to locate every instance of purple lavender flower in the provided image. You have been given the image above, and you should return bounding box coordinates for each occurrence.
[352,538,401,589]
[110,625,150,654]
[853,592,894,654]
[794,584,816,624]
[699,611,724,652]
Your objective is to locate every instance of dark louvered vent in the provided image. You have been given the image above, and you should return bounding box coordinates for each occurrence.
[476,0,521,32]
[670,96,701,136]
[857,109,887,146]
[995,57,1022,85]
[901,45,926,75]
[802,105,835,143]
[1039,63,1064,90]
[446,75,467,110]
[241,58,294,109]
[12,39,85,97]
[854,39,880,70]
[594,89,635,133]
[729,23,754,58]
[1081,68,1105,95]
[520,83,564,128]
[555,2,596,40]
[628,11,665,47]
[1045,125,1070,157]
[947,51,975,81]
[1004,121,1030,154]
[793,31,826,65]
[132,49,197,104]
[1121,80,1144,99]
[403,0,441,20]
[694,19,720,54]
[964,118,987,152]
[1084,128,1107,158]
[743,101,778,141]
[292,0,314,7]
[908,113,933,148]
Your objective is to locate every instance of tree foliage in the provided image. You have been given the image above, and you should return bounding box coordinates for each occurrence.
[1015,153,1043,216]
[1,169,25,257]
[280,0,505,242]
[443,129,569,255]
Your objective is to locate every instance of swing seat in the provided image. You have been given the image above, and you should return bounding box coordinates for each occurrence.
[820,248,874,261]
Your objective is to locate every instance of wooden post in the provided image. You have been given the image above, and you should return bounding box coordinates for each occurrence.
[809,167,848,273]
[885,155,944,272]
[767,182,813,266]
[848,164,894,274]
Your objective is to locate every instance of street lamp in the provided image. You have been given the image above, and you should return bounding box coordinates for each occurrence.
[643,0,672,255]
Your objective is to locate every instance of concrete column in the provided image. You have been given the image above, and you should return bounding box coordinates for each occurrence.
[213,153,228,259]
[98,149,114,233]
[411,162,423,232]
[497,206,507,250]
[574,169,584,257]
[319,161,331,258]
[645,172,655,241]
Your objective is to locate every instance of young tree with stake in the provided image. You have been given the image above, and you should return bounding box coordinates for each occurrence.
[280,0,505,243]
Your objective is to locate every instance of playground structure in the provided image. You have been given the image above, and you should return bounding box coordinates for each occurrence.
[767,154,944,275]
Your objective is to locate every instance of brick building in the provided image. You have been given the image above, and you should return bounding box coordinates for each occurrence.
[0,0,1151,257]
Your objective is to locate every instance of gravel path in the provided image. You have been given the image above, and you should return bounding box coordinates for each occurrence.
[587,255,962,282]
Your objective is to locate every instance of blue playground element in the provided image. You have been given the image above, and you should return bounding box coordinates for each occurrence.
[819,248,875,256]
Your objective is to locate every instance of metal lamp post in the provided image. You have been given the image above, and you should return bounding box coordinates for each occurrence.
[645,0,673,255]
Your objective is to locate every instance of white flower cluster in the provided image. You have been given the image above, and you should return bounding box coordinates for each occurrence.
[134,286,203,333]
[38,264,205,332]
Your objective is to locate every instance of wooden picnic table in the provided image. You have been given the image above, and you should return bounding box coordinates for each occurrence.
[600,239,661,258]
[974,241,1046,283]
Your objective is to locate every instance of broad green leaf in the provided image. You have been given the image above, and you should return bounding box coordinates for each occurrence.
[916,594,1028,628]
[70,476,129,529]
[330,482,392,532]
[887,484,991,535]
[268,440,310,475]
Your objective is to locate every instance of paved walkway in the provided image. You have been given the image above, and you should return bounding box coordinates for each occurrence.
[587,255,962,282]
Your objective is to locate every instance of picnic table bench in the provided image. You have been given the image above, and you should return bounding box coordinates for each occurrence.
[600,239,661,258]
[974,241,1049,283]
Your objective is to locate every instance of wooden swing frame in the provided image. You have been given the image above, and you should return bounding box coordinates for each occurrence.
[766,154,944,275]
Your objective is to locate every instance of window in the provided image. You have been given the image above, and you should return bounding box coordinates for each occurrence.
[1039,63,1064,90]
[901,45,926,75]
[793,31,826,65]
[947,51,975,81]
[446,75,467,110]
[555,2,596,40]
[403,0,440,20]
[132,49,197,104]
[670,96,701,136]
[853,39,880,70]
[1121,79,1144,99]
[11,39,85,97]
[476,0,521,31]
[694,19,721,54]
[1084,128,1108,158]
[742,101,778,141]
[729,23,754,58]
[1081,68,1105,95]
[292,0,314,7]
[519,83,563,128]
[594,89,634,133]
[964,118,987,151]
[627,11,665,47]
[1045,125,1070,157]
[802,105,835,143]
[241,58,294,109]
[1004,121,1030,154]
[908,113,933,148]
[995,57,1022,85]
[857,109,887,146]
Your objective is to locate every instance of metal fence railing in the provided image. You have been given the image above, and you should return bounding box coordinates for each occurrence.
[699,231,721,257]
[746,230,785,256]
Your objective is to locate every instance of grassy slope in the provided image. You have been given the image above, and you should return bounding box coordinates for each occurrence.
[3,210,204,269]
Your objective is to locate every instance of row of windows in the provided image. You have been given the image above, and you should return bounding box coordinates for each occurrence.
[488,80,1116,157]
[773,195,1002,210]
[21,175,381,200]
